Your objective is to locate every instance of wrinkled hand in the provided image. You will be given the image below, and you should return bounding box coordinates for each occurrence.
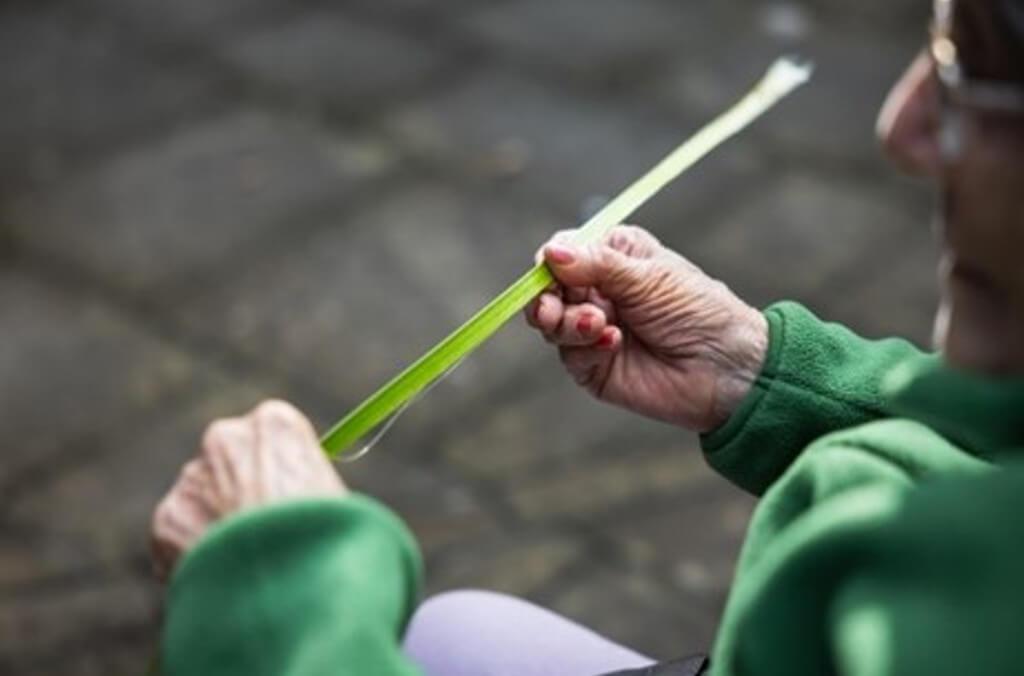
[151,400,346,581]
[526,225,768,433]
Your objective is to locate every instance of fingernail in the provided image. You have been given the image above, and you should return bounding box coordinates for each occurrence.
[577,314,593,334]
[546,244,576,265]
[597,330,616,349]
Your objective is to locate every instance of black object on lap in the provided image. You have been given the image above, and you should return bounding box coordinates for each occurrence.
[598,654,709,676]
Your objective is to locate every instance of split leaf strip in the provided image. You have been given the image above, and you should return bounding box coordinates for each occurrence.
[321,57,813,458]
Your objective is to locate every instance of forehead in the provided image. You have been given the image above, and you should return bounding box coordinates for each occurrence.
[948,0,1024,80]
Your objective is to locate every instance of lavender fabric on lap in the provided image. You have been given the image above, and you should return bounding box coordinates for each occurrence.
[403,590,655,676]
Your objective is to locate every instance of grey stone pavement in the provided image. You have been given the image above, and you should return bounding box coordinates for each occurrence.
[0,0,938,673]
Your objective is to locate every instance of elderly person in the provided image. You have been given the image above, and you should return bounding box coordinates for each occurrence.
[151,0,1024,674]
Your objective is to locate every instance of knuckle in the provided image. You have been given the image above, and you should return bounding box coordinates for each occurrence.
[610,224,660,256]
[622,224,650,240]
[606,223,630,241]
[201,419,234,454]
[152,495,175,531]
[255,399,302,425]
[181,458,205,482]
[608,224,631,244]
[594,244,618,274]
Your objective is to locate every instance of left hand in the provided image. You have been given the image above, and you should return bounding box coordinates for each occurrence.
[150,399,347,581]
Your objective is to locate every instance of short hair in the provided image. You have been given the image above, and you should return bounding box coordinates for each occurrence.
[998,0,1024,55]
[991,0,1024,79]
[956,0,1024,80]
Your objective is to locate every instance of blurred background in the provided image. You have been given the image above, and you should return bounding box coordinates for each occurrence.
[1,0,937,673]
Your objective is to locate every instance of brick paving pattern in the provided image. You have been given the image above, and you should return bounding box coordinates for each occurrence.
[1,0,935,672]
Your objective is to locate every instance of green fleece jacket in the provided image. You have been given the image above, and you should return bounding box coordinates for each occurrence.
[161,301,1024,675]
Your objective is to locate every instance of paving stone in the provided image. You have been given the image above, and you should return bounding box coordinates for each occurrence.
[350,0,512,18]
[87,0,293,42]
[829,219,940,346]
[685,171,925,310]
[13,643,157,676]
[178,178,566,447]
[545,568,715,660]
[347,0,471,21]
[0,4,217,189]
[629,140,768,255]
[334,181,563,319]
[222,11,448,111]
[441,371,673,482]
[458,0,701,85]
[178,218,445,428]
[339,453,501,558]
[386,70,742,216]
[0,270,199,487]
[796,0,930,31]
[606,484,754,608]
[0,532,89,590]
[4,110,394,296]
[507,442,712,521]
[426,531,584,597]
[0,571,157,666]
[651,4,921,163]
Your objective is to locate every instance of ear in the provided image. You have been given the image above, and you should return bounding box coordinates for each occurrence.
[877,51,944,177]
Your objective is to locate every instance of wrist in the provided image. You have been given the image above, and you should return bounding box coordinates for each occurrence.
[708,307,768,431]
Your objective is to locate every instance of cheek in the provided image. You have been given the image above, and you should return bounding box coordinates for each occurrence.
[945,138,1024,287]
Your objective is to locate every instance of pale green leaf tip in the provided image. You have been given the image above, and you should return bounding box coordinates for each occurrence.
[768,55,815,89]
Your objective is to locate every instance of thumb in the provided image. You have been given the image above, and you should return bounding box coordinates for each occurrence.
[544,241,644,299]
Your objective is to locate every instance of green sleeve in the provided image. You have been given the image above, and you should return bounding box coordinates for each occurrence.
[829,469,1024,676]
[710,421,1009,676]
[161,495,423,676]
[701,301,933,495]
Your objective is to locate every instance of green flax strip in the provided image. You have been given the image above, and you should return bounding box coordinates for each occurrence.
[321,57,812,458]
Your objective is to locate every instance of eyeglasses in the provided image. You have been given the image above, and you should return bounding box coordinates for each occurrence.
[930,0,1024,158]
